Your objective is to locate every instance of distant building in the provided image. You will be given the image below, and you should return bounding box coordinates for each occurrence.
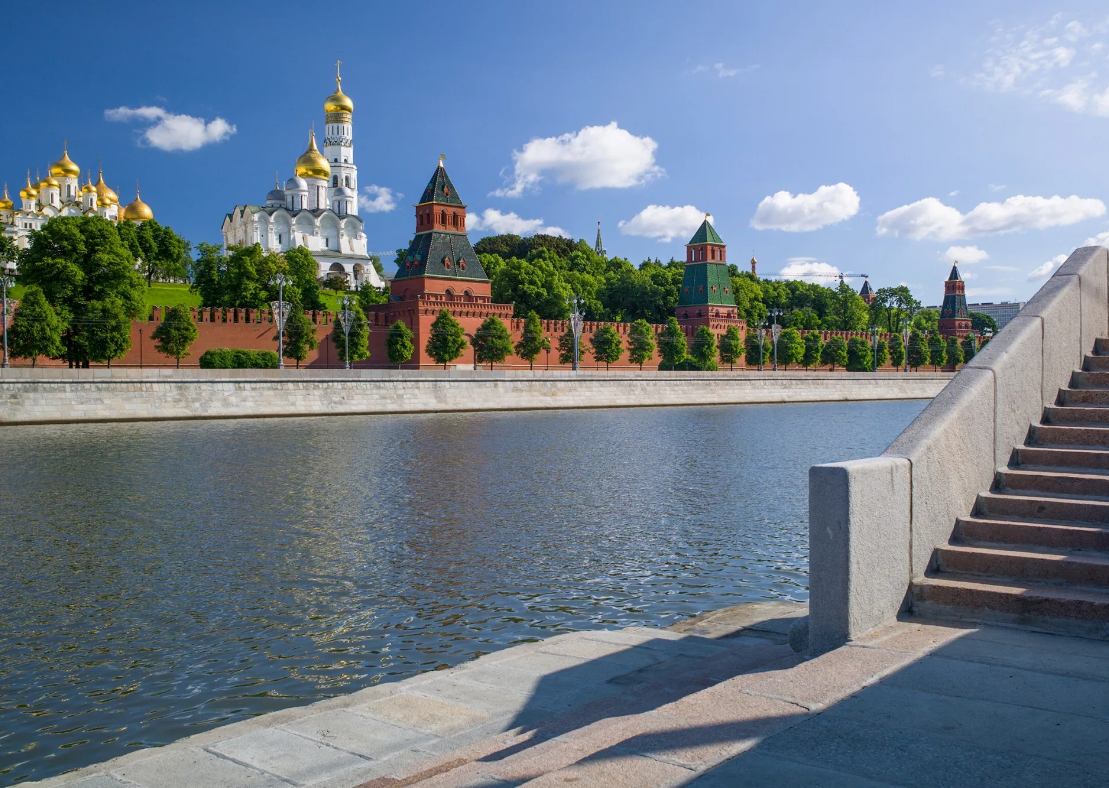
[594,221,606,257]
[938,263,972,338]
[966,301,1024,330]
[675,215,742,331]
[859,277,875,305]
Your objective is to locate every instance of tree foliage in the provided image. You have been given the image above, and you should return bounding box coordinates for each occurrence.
[589,324,623,370]
[472,316,514,369]
[828,281,870,331]
[557,328,583,365]
[961,333,978,363]
[927,333,947,371]
[280,307,319,368]
[425,309,467,368]
[718,325,742,370]
[875,338,890,369]
[117,218,189,285]
[331,301,369,365]
[802,331,824,369]
[7,285,64,366]
[745,329,769,368]
[889,333,906,369]
[514,311,548,370]
[386,320,414,367]
[907,329,930,370]
[690,326,717,371]
[657,317,688,370]
[946,334,964,368]
[913,308,940,335]
[846,337,873,372]
[776,327,804,370]
[627,319,656,369]
[970,311,999,335]
[151,304,199,367]
[821,336,849,371]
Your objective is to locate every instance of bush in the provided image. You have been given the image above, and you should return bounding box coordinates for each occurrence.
[198,348,280,369]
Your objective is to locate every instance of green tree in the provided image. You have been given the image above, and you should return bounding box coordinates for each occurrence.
[875,338,890,369]
[150,304,199,367]
[802,332,824,369]
[718,325,742,371]
[557,328,583,365]
[80,298,133,367]
[472,316,514,369]
[745,330,770,368]
[425,309,467,368]
[0,235,19,271]
[331,302,369,365]
[657,317,688,370]
[946,334,965,368]
[7,285,63,366]
[870,285,919,332]
[907,330,930,370]
[828,281,870,331]
[776,327,804,370]
[690,325,717,371]
[970,311,999,335]
[322,272,348,298]
[285,246,326,311]
[189,241,227,307]
[961,333,978,363]
[589,324,623,370]
[620,319,651,370]
[821,336,849,371]
[387,320,414,368]
[491,251,572,319]
[927,333,946,371]
[889,333,906,369]
[846,336,873,371]
[279,308,319,368]
[118,218,189,285]
[913,308,940,334]
[514,311,548,370]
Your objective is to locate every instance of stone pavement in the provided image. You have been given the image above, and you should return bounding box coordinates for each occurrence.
[30,602,1109,788]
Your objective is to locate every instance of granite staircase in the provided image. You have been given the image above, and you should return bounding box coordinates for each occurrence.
[913,338,1109,636]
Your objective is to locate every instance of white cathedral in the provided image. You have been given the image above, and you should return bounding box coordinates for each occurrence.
[221,66,384,289]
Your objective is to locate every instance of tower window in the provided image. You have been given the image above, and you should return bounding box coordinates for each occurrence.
[440,210,446,225]
[333,176,338,187]
[344,175,350,187]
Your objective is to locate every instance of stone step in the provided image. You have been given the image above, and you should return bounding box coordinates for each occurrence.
[936,543,1109,588]
[996,467,1109,498]
[1071,370,1109,389]
[1030,423,1109,448]
[1059,388,1109,407]
[957,516,1109,551]
[1014,445,1109,472]
[1083,354,1109,371]
[912,574,1109,631]
[1043,405,1109,425]
[1095,338,1109,355]
[976,490,1109,524]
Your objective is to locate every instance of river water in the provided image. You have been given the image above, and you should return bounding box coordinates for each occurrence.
[0,401,927,784]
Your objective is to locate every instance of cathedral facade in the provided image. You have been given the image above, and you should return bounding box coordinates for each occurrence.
[221,66,384,289]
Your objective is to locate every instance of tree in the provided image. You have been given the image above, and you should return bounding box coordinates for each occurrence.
[7,285,63,366]
[472,316,514,369]
[189,241,227,307]
[846,337,873,371]
[776,327,804,370]
[589,324,623,370]
[285,246,326,311]
[150,304,199,367]
[331,302,369,365]
[356,279,389,311]
[970,311,999,335]
[961,333,978,363]
[491,251,572,319]
[927,333,946,371]
[280,308,319,368]
[515,311,548,370]
[118,218,189,285]
[557,328,583,365]
[913,308,940,335]
[322,272,348,298]
[627,319,656,370]
[657,317,688,370]
[81,298,133,367]
[425,309,467,368]
[387,320,414,368]
[889,333,905,369]
[871,285,919,333]
[0,235,18,271]
[907,330,929,370]
[745,330,770,368]
[875,338,890,369]
[821,336,848,371]
[690,325,717,371]
[802,332,824,369]
[828,281,869,331]
[718,325,742,371]
[946,334,965,368]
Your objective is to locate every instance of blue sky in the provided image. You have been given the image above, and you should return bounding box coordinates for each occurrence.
[6,1,1109,304]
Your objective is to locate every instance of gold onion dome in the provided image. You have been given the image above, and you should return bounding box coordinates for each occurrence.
[294,131,330,181]
[0,185,12,210]
[324,76,354,114]
[40,173,60,189]
[121,189,153,221]
[20,173,38,200]
[51,146,80,179]
[81,174,97,194]
[95,170,118,205]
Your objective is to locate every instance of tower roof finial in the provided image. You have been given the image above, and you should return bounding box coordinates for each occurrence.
[439,153,446,167]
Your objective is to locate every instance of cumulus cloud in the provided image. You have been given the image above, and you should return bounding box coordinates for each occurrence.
[750,183,860,232]
[693,62,753,78]
[942,245,990,263]
[876,195,1105,241]
[1029,253,1068,279]
[358,185,401,213]
[467,208,568,238]
[493,122,661,197]
[618,205,706,243]
[778,259,841,284]
[1084,229,1109,246]
[105,106,235,151]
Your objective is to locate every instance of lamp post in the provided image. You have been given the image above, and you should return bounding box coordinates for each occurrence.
[870,325,879,372]
[138,327,143,369]
[568,295,584,371]
[0,274,12,369]
[757,319,766,371]
[338,296,354,369]
[270,273,289,370]
[769,308,782,371]
[902,325,911,372]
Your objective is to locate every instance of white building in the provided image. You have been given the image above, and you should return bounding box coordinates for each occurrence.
[221,66,384,289]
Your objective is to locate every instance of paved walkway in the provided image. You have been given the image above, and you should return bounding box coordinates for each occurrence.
[32,602,1109,788]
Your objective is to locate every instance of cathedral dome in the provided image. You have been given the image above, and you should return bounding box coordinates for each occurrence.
[294,132,330,181]
[81,177,97,195]
[40,174,60,189]
[121,190,153,221]
[266,187,286,205]
[285,175,308,192]
[20,174,39,200]
[0,186,12,210]
[95,171,119,206]
[324,78,354,114]
[333,186,354,198]
[51,147,80,179]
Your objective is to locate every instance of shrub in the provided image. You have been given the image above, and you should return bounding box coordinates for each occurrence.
[198,348,279,369]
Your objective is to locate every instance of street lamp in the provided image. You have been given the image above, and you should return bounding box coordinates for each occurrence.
[769,308,783,371]
[0,274,12,369]
[270,273,290,370]
[757,318,766,371]
[870,325,879,371]
[567,295,584,371]
[138,327,143,369]
[338,296,354,369]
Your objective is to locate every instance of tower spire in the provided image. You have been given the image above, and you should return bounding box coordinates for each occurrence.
[595,221,605,256]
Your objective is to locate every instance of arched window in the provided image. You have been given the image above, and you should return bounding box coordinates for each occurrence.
[344,175,350,187]
[445,288,454,295]
[452,212,458,227]
[332,176,338,187]
[440,210,446,225]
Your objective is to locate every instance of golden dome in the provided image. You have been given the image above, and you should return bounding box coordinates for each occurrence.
[294,131,330,181]
[120,188,153,221]
[51,145,80,179]
[40,173,60,189]
[81,173,97,195]
[95,170,118,206]
[0,185,12,211]
[20,173,38,200]
[324,77,354,114]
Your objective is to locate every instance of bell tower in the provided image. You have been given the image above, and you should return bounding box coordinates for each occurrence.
[676,214,738,324]
[323,61,357,212]
[939,262,972,337]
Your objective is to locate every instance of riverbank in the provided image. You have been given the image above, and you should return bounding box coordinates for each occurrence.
[0,368,951,425]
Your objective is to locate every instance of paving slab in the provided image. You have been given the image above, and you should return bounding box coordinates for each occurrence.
[207,728,369,784]
[110,748,287,788]
[281,710,434,760]
[352,693,492,737]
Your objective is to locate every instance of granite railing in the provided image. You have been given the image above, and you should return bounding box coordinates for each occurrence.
[807,246,1109,654]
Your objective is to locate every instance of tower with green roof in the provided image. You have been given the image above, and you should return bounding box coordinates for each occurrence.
[676,215,738,325]
[938,262,971,338]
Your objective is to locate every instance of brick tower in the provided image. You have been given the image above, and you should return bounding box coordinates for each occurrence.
[938,262,972,338]
[859,277,875,305]
[676,215,740,328]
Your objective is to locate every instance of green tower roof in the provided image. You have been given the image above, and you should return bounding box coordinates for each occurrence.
[417,160,464,206]
[687,218,724,246]
[676,262,736,307]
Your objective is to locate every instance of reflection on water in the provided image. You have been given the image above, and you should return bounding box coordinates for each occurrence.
[0,400,926,784]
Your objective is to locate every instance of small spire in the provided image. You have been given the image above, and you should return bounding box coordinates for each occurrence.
[336,59,342,83]
[275,171,280,188]
[439,153,446,167]
[135,179,140,198]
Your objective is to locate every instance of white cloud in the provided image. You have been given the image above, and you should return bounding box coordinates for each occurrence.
[358,185,401,213]
[467,208,568,238]
[492,122,661,197]
[693,63,755,78]
[749,183,860,232]
[105,106,235,151]
[942,245,990,263]
[948,190,960,197]
[1029,253,1068,279]
[619,205,705,243]
[989,183,1006,192]
[876,195,1106,241]
[778,259,841,284]
[930,65,946,78]
[1084,229,1109,246]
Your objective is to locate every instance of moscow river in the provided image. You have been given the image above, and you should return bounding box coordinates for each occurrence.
[0,400,927,784]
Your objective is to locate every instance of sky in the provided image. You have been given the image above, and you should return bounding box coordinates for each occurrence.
[5,1,1109,305]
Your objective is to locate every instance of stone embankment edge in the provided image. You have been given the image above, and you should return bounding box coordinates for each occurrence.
[0,372,951,426]
[808,246,1109,655]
